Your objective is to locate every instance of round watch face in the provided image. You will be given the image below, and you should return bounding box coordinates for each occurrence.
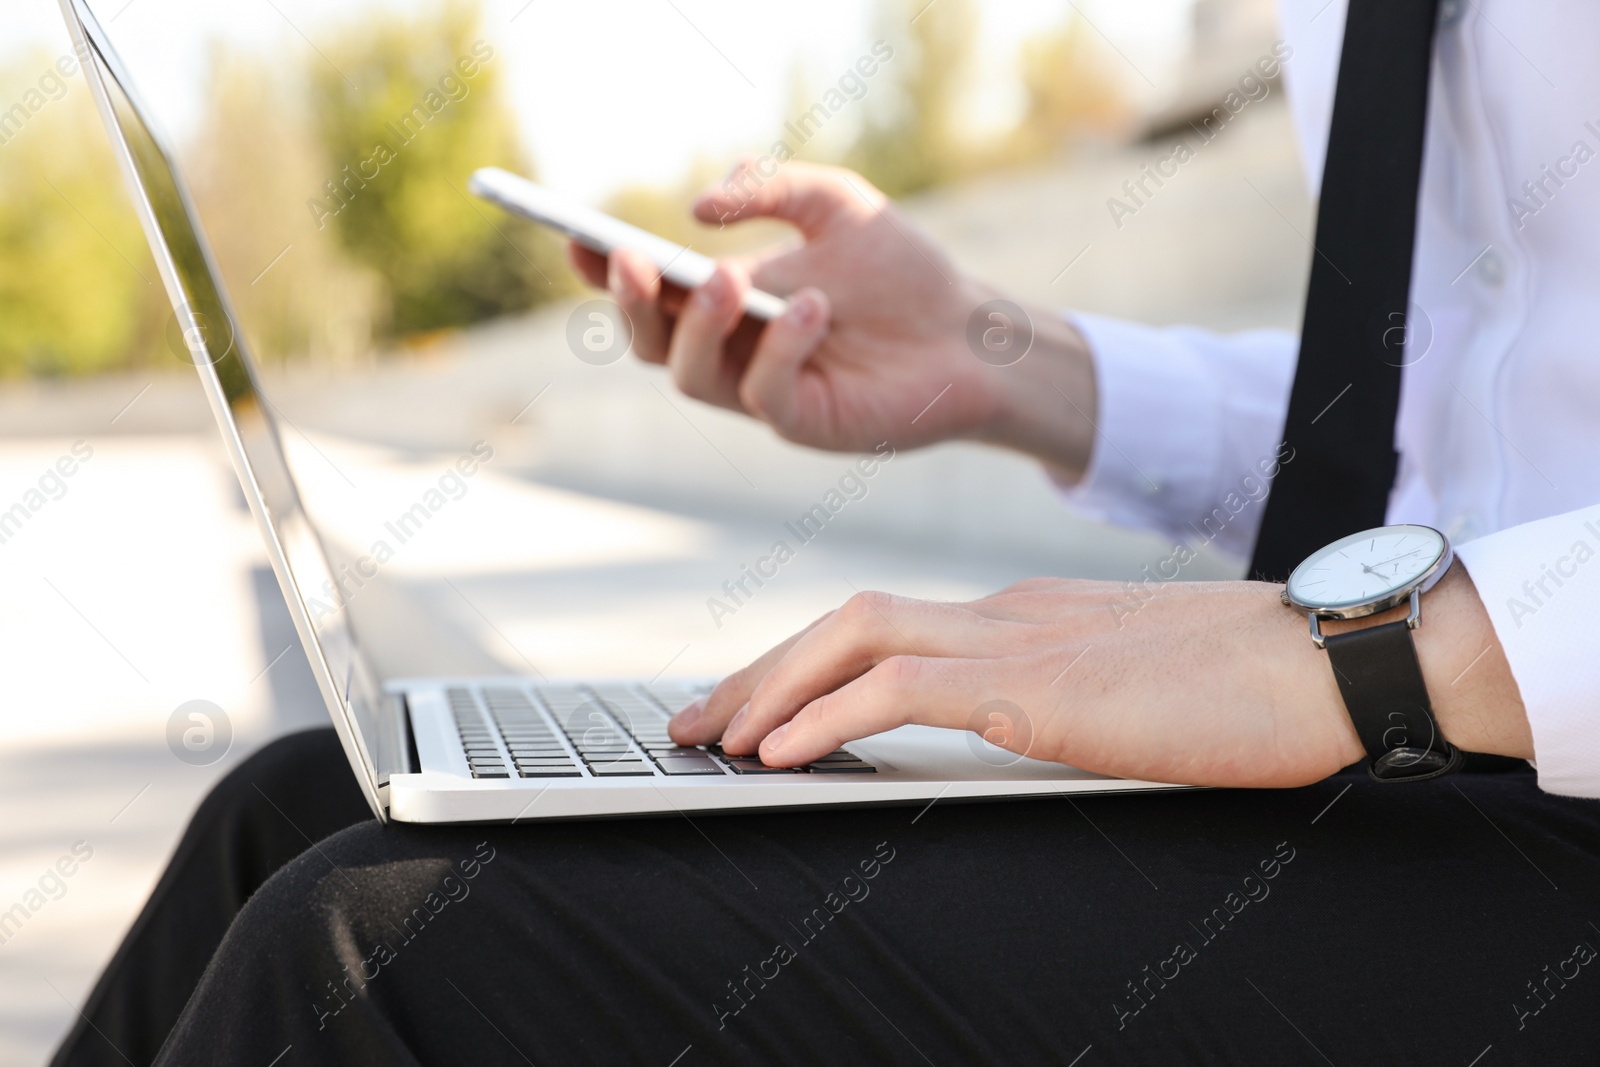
[1286,524,1449,614]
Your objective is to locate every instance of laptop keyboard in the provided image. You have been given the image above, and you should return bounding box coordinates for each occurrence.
[445,684,877,780]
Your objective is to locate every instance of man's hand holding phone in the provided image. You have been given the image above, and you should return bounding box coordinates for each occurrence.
[567,161,1099,478]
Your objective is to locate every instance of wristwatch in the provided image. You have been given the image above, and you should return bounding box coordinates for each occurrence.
[1282,523,1463,782]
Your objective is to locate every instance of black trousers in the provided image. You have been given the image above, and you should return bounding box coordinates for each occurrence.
[55,728,1600,1066]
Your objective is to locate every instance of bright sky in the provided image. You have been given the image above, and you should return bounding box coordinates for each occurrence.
[9,0,1197,201]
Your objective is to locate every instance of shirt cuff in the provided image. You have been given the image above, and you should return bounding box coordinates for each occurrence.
[1056,312,1226,540]
[1454,505,1600,798]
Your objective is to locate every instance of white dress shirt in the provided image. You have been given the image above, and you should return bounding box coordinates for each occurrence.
[1061,0,1600,797]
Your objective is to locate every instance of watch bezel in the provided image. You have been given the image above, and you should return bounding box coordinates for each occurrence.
[1284,524,1454,620]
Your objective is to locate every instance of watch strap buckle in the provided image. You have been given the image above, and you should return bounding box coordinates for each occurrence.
[1368,741,1464,783]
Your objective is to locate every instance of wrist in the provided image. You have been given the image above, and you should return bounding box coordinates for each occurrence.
[1410,564,1532,759]
[1269,589,1370,772]
[971,299,1098,479]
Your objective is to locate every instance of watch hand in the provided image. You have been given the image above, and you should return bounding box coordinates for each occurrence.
[1369,547,1426,570]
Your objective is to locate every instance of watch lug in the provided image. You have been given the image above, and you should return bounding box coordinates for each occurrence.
[1309,613,1327,649]
[1405,587,1421,630]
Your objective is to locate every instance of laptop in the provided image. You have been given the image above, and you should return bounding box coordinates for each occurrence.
[61,0,1184,822]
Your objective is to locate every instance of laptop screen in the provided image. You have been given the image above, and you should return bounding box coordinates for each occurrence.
[63,0,394,794]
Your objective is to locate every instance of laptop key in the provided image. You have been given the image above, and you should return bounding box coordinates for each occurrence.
[650,752,719,767]
[588,762,657,776]
[725,759,804,774]
[653,755,724,774]
[805,764,876,773]
[516,768,582,778]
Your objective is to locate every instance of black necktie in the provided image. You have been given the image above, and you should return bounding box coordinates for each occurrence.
[1248,0,1441,581]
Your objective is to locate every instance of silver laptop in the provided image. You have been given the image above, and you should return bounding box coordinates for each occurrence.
[63,0,1183,822]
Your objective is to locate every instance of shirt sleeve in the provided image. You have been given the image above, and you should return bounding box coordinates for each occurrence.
[1055,312,1299,562]
[1454,505,1600,798]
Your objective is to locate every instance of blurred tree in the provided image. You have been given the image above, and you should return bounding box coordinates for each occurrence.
[603,2,1133,265]
[307,0,572,340]
[844,0,980,197]
[188,45,380,367]
[0,54,165,377]
[845,2,1130,190]
[1006,14,1131,163]
[610,1,1133,229]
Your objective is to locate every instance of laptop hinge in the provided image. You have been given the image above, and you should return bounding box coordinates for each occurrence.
[374,691,417,786]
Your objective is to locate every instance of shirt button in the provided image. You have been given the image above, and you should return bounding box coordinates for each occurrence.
[1477,250,1506,287]
[1439,0,1464,26]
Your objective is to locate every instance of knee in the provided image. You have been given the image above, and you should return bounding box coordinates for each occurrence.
[158,827,507,1057]
[223,823,500,961]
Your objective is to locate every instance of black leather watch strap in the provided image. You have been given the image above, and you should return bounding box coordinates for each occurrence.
[1323,619,1462,782]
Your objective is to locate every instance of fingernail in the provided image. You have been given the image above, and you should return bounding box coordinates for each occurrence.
[785,292,819,330]
[764,723,791,751]
[672,700,703,730]
[725,703,749,736]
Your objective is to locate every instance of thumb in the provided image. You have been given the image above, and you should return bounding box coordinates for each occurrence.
[694,161,880,239]
[738,287,831,436]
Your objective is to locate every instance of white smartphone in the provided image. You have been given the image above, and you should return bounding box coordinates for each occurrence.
[469,167,788,322]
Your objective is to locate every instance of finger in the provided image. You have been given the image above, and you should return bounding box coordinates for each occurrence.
[606,248,674,365]
[668,613,832,746]
[737,287,830,437]
[758,655,984,767]
[722,592,1009,754]
[657,283,690,319]
[665,261,749,408]
[568,242,609,288]
[693,160,878,240]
